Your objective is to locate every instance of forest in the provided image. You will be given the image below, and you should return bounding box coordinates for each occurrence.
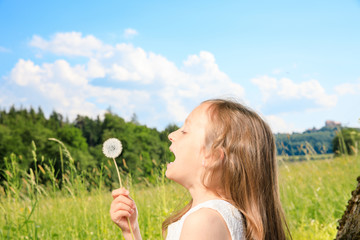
[0,106,177,185]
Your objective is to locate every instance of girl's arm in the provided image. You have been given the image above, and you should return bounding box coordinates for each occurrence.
[110,188,142,240]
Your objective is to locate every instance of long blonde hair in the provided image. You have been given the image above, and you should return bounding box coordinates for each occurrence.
[162,99,291,240]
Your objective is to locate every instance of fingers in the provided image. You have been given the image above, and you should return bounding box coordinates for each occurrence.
[111,199,135,214]
[111,188,135,211]
[110,209,134,231]
[112,188,129,199]
[110,188,137,225]
[111,208,133,220]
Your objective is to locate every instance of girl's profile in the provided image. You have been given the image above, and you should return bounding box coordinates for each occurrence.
[110,99,290,240]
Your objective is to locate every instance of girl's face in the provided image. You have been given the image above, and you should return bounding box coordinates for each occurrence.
[166,103,210,188]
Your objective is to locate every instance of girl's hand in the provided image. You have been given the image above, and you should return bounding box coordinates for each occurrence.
[110,188,139,236]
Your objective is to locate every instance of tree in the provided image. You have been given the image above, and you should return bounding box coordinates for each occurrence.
[336,176,360,239]
[332,128,360,155]
[130,113,140,125]
[57,125,88,151]
[47,111,63,130]
[74,115,102,146]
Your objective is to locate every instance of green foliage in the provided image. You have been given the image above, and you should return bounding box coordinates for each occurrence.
[332,128,360,155]
[275,126,337,156]
[0,106,176,187]
[0,107,94,186]
[57,125,88,151]
[74,115,102,146]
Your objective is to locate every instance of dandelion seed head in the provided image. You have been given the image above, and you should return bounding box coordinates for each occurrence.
[103,138,123,158]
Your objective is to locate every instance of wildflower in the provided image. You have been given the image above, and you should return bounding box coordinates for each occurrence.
[102,138,123,158]
[102,138,135,239]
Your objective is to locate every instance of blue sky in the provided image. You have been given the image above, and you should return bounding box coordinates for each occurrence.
[1,0,359,133]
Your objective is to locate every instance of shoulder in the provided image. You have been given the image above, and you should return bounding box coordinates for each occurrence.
[179,207,231,240]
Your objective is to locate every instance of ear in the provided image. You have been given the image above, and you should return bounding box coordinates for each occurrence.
[203,147,224,164]
[216,147,225,161]
[218,148,224,161]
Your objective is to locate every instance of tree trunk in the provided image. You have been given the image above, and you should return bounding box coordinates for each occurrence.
[336,176,360,240]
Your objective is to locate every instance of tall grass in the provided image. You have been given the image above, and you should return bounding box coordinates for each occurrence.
[0,140,359,239]
[279,155,359,239]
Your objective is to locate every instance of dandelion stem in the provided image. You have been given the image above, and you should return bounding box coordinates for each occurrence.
[112,157,135,240]
[112,158,123,188]
[127,218,135,239]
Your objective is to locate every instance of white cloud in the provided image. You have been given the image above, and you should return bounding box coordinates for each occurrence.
[29,32,112,57]
[86,58,106,78]
[11,59,88,87]
[264,115,302,133]
[334,81,360,95]
[123,28,138,39]
[5,32,246,128]
[108,43,158,83]
[251,75,278,102]
[7,58,150,120]
[181,51,244,97]
[251,75,337,109]
[10,59,42,86]
[110,64,141,81]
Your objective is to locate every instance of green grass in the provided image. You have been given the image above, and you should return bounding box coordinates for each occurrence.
[0,178,188,239]
[1,152,359,239]
[280,155,360,239]
[277,153,333,162]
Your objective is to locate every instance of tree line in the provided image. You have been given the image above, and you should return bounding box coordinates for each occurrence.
[275,125,360,156]
[275,126,337,156]
[0,106,177,185]
[0,106,359,185]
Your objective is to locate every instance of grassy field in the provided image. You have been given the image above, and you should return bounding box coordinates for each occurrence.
[1,152,359,239]
[279,155,359,239]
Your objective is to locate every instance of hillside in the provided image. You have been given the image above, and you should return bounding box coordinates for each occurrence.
[275,121,340,156]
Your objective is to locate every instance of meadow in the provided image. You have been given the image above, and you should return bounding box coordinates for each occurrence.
[0,143,359,239]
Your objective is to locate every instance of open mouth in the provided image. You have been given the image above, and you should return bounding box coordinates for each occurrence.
[167,147,175,166]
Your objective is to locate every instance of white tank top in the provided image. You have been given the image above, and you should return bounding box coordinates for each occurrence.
[166,199,246,240]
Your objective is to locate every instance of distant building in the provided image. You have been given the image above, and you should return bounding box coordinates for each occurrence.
[325,120,341,128]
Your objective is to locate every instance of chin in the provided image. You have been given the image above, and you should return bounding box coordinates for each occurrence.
[165,170,170,179]
[165,169,178,183]
[165,168,173,179]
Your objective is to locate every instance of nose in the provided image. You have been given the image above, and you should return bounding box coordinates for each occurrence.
[168,131,175,142]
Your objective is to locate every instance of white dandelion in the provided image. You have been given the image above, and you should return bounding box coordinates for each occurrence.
[102,138,123,187]
[102,137,135,239]
[103,138,123,158]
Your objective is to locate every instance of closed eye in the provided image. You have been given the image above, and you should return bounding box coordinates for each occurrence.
[180,123,188,134]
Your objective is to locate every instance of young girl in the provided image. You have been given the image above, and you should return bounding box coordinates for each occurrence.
[110,99,290,240]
